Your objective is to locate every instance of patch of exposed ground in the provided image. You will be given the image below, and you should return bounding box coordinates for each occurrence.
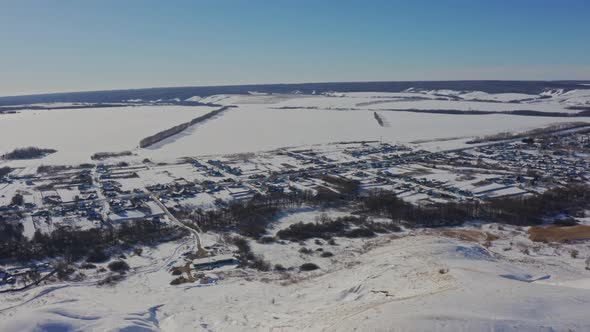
[529,225,590,243]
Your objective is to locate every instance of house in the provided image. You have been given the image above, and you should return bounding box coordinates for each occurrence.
[267,184,284,193]
[192,254,238,270]
[43,195,61,205]
[32,210,49,217]
[0,269,15,285]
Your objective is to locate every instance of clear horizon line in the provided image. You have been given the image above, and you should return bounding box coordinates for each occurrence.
[2,78,590,99]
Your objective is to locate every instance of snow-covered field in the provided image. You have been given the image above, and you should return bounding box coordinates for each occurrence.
[0,105,215,166]
[1,89,590,167]
[1,89,590,331]
[1,220,589,332]
[201,88,590,112]
[145,106,589,158]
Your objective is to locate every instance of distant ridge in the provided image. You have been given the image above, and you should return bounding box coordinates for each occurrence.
[1,80,589,107]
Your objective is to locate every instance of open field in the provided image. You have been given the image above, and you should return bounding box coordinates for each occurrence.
[1,89,590,167]
[146,105,590,159]
[1,228,589,332]
[1,87,590,331]
[0,105,215,166]
[2,0,590,327]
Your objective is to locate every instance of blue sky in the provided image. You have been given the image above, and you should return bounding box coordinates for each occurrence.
[1,0,589,96]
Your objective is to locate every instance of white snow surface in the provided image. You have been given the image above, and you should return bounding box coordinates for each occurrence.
[0,105,215,166]
[1,228,589,332]
[1,89,590,167]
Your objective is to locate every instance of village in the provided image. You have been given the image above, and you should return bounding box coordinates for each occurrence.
[1,127,590,288]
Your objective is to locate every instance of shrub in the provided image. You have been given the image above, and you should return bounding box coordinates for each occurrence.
[344,228,375,238]
[258,236,276,244]
[274,264,286,272]
[11,194,24,206]
[98,274,125,286]
[232,237,253,261]
[170,276,189,285]
[0,166,12,178]
[299,247,313,255]
[55,261,74,280]
[327,238,337,245]
[108,260,129,272]
[72,272,86,282]
[300,263,320,271]
[86,249,109,263]
[80,263,96,269]
[229,236,270,271]
[277,220,346,241]
[250,255,271,271]
[320,251,334,258]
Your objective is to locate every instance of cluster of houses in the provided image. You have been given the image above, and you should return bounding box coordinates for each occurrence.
[148,181,202,199]
[473,142,589,183]
[1,169,105,228]
[0,263,53,289]
[96,163,143,180]
[32,198,103,222]
[2,130,590,243]
[344,143,412,158]
[284,151,334,167]
[206,159,242,176]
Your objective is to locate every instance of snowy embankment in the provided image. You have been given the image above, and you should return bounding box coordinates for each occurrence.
[1,217,589,331]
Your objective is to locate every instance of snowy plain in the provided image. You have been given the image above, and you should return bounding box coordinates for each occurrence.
[2,89,590,167]
[1,223,589,332]
[1,89,590,331]
[0,105,215,166]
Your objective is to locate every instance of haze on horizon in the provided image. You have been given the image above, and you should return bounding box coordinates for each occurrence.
[1,0,589,97]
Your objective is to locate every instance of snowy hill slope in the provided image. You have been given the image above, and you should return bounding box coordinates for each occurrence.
[2,230,588,332]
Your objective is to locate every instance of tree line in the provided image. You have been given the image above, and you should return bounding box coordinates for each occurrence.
[0,219,187,263]
[276,214,401,241]
[5,183,587,264]
[172,192,310,239]
[177,184,590,242]
[139,106,232,148]
[0,166,11,178]
[3,147,57,160]
[362,184,590,227]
